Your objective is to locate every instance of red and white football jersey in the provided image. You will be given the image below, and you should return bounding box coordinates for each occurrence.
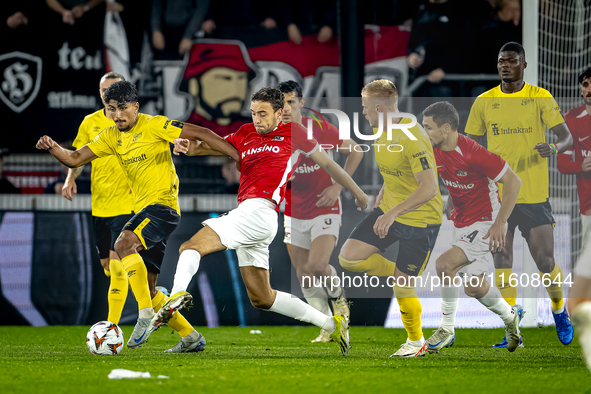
[225,121,318,213]
[435,134,509,228]
[558,104,591,215]
[286,117,342,220]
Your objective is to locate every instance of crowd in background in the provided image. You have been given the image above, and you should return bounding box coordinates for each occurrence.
[5,0,521,71]
[2,0,523,195]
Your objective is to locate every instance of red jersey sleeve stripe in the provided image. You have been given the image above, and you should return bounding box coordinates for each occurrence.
[303,142,320,157]
[493,162,510,183]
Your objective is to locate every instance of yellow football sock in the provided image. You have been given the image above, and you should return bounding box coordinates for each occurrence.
[393,285,423,341]
[107,259,128,324]
[152,290,194,338]
[495,268,517,306]
[339,254,396,277]
[122,254,152,310]
[542,264,564,311]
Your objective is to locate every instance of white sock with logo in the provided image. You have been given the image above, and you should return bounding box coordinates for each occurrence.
[269,291,336,333]
[324,265,344,299]
[477,285,514,325]
[301,283,332,317]
[440,284,459,332]
[171,250,201,295]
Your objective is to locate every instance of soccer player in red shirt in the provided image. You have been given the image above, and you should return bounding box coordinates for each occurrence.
[278,81,363,343]
[561,68,591,371]
[420,101,524,353]
[156,87,368,355]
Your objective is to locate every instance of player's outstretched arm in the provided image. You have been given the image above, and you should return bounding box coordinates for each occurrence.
[373,168,438,239]
[308,148,368,211]
[173,138,225,156]
[179,123,240,162]
[483,167,521,252]
[534,123,573,158]
[316,139,364,207]
[36,136,97,168]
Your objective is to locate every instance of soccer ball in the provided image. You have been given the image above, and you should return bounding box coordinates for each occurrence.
[86,321,124,355]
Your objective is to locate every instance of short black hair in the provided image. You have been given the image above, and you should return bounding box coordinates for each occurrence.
[277,80,302,98]
[579,67,591,84]
[102,71,126,81]
[499,41,525,59]
[104,81,138,104]
[422,101,460,131]
[251,87,284,112]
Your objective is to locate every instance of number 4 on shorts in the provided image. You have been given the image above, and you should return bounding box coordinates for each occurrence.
[463,230,478,243]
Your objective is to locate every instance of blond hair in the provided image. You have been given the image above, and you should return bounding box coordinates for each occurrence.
[361,79,398,106]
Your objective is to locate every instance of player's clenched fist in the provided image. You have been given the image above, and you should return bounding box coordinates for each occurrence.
[355,192,369,212]
[173,138,190,155]
[36,136,58,151]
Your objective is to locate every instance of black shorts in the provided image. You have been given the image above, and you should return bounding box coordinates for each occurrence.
[93,213,166,274]
[122,204,180,273]
[93,214,133,259]
[348,208,440,276]
[507,200,555,240]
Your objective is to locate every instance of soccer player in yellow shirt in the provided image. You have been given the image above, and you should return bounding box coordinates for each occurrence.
[338,79,443,357]
[36,81,240,352]
[465,41,574,347]
[61,72,135,326]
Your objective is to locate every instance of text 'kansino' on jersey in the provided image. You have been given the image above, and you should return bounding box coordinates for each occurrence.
[225,122,318,213]
[286,116,342,220]
[435,134,509,228]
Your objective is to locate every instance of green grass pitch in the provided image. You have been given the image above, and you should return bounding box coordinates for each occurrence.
[0,326,589,393]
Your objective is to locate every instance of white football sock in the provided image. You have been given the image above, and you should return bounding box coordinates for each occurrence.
[477,285,514,325]
[171,250,201,295]
[183,330,200,341]
[325,265,343,299]
[301,284,332,317]
[407,336,425,346]
[269,291,336,333]
[553,305,565,314]
[440,284,459,331]
[138,307,154,319]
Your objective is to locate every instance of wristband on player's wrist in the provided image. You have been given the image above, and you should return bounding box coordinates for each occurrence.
[550,143,558,155]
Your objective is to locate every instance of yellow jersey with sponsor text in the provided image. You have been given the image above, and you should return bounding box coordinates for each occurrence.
[375,117,443,227]
[72,109,133,217]
[86,113,183,214]
[465,82,565,204]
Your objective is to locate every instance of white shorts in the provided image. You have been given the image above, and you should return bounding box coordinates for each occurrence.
[453,220,494,277]
[202,198,278,270]
[574,214,591,279]
[283,214,341,250]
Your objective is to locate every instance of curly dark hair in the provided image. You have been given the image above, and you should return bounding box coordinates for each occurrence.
[103,81,138,104]
[251,87,284,112]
